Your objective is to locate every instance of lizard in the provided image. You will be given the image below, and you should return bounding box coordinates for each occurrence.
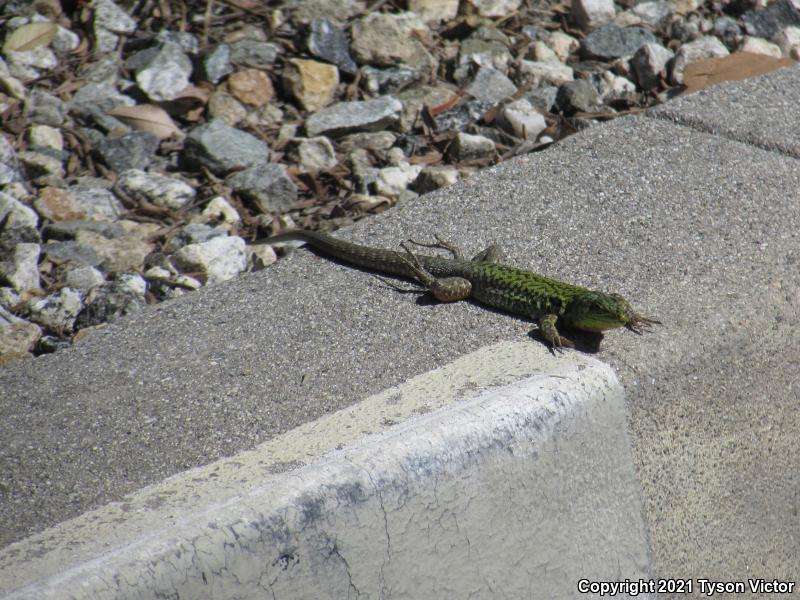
[265,230,660,350]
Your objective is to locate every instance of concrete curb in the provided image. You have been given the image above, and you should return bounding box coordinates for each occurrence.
[1,343,652,599]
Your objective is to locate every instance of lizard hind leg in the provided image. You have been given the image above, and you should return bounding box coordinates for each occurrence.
[395,242,472,302]
[406,234,464,259]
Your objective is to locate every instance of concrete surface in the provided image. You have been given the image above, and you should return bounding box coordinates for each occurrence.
[1,344,653,599]
[1,64,799,594]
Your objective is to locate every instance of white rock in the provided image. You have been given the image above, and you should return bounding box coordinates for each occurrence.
[449,132,495,161]
[5,47,58,80]
[200,196,241,227]
[0,192,39,229]
[28,125,63,152]
[548,32,580,62]
[288,137,338,173]
[741,36,783,57]
[571,0,616,30]
[408,0,460,22]
[0,243,40,292]
[532,41,560,64]
[116,169,196,210]
[671,36,729,84]
[173,236,247,284]
[247,244,278,270]
[774,26,800,58]
[631,42,675,89]
[28,287,83,330]
[519,60,574,86]
[466,0,523,17]
[500,99,547,140]
[598,71,636,100]
[373,164,423,195]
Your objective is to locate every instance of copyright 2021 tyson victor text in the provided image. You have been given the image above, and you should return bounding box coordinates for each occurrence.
[577,578,795,596]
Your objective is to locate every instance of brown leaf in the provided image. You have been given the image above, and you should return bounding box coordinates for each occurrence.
[682,52,796,95]
[108,105,183,140]
[3,22,59,52]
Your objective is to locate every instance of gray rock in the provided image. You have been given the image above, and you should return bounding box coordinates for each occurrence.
[361,65,421,95]
[18,151,64,185]
[163,223,229,253]
[115,169,196,210]
[183,120,270,175]
[68,183,124,222]
[202,43,233,84]
[23,89,68,126]
[133,41,193,102]
[172,236,247,284]
[523,86,559,112]
[0,137,20,185]
[308,18,358,75]
[227,163,298,214]
[44,240,101,267]
[628,1,674,26]
[455,37,513,82]
[43,220,124,241]
[69,82,135,118]
[556,79,601,115]
[93,0,137,53]
[230,40,280,68]
[283,0,366,24]
[631,42,674,90]
[464,66,518,104]
[434,100,495,132]
[63,265,106,290]
[75,273,147,328]
[27,287,83,331]
[0,192,38,229]
[583,24,658,60]
[306,96,403,137]
[669,17,702,44]
[350,12,436,71]
[714,16,743,48]
[155,30,199,54]
[95,132,160,173]
[338,131,397,152]
[743,0,800,39]
[448,132,496,161]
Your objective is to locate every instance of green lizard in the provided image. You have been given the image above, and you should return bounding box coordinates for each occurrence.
[266,230,660,350]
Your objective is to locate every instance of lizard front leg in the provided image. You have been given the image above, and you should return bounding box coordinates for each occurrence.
[395,242,472,302]
[538,313,574,351]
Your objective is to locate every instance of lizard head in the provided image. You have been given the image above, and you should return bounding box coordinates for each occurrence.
[568,292,661,333]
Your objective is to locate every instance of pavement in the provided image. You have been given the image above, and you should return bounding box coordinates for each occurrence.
[2,63,800,597]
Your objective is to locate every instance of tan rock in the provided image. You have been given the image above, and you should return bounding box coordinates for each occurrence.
[34,187,85,221]
[282,58,339,112]
[228,68,275,107]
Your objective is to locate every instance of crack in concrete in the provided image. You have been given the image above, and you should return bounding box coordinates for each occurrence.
[645,111,800,160]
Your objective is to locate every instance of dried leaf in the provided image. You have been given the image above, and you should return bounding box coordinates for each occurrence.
[682,52,796,95]
[3,22,59,52]
[108,105,183,140]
